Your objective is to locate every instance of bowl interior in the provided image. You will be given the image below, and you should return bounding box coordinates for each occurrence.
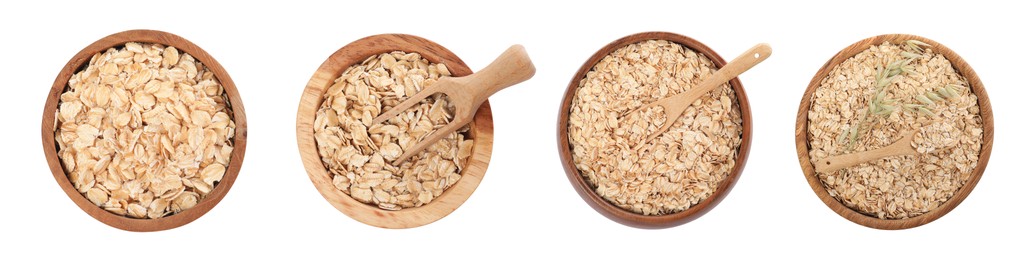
[295,34,494,229]
[42,29,247,232]
[557,32,752,228]
[795,34,993,229]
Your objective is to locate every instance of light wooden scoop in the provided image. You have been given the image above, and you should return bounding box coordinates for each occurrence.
[626,43,771,142]
[371,45,535,165]
[814,129,920,173]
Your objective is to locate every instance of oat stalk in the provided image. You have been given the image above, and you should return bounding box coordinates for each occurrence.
[839,40,966,150]
[902,84,963,117]
[839,43,924,150]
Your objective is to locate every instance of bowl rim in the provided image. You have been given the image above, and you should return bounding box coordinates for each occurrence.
[41,29,248,232]
[557,31,753,229]
[295,33,494,229]
[795,33,994,230]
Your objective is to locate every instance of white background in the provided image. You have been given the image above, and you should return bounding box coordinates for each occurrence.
[2,0,1030,258]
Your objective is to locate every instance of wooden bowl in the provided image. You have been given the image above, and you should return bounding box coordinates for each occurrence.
[296,34,493,229]
[42,30,248,232]
[557,32,753,229]
[795,34,993,229]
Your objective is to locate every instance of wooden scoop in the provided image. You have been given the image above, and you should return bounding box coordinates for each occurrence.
[624,43,771,143]
[371,45,535,165]
[814,129,920,173]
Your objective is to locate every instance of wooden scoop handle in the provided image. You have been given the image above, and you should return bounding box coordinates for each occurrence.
[670,43,772,109]
[641,43,772,142]
[696,43,772,95]
[814,137,917,173]
[462,45,536,104]
[389,45,535,165]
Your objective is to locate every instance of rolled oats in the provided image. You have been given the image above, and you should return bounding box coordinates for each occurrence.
[55,42,236,219]
[808,41,982,219]
[912,121,962,153]
[314,51,472,210]
[568,40,744,216]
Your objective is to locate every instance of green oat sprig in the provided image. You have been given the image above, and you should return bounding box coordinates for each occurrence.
[838,42,927,150]
[902,84,964,117]
[905,40,931,53]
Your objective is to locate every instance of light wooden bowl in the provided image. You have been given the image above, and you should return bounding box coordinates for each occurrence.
[796,34,993,230]
[42,30,248,232]
[557,32,753,229]
[296,34,493,229]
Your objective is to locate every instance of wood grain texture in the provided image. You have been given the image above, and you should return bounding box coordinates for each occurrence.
[557,32,753,229]
[795,34,993,230]
[42,30,248,232]
[296,34,492,229]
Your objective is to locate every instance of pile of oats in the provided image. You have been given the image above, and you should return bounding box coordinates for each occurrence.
[568,40,743,215]
[55,42,236,219]
[912,121,962,153]
[808,41,983,219]
[314,51,474,210]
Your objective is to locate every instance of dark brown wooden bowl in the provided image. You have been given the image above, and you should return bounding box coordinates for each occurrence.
[557,32,753,229]
[42,30,248,232]
[296,34,493,229]
[795,34,993,230]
